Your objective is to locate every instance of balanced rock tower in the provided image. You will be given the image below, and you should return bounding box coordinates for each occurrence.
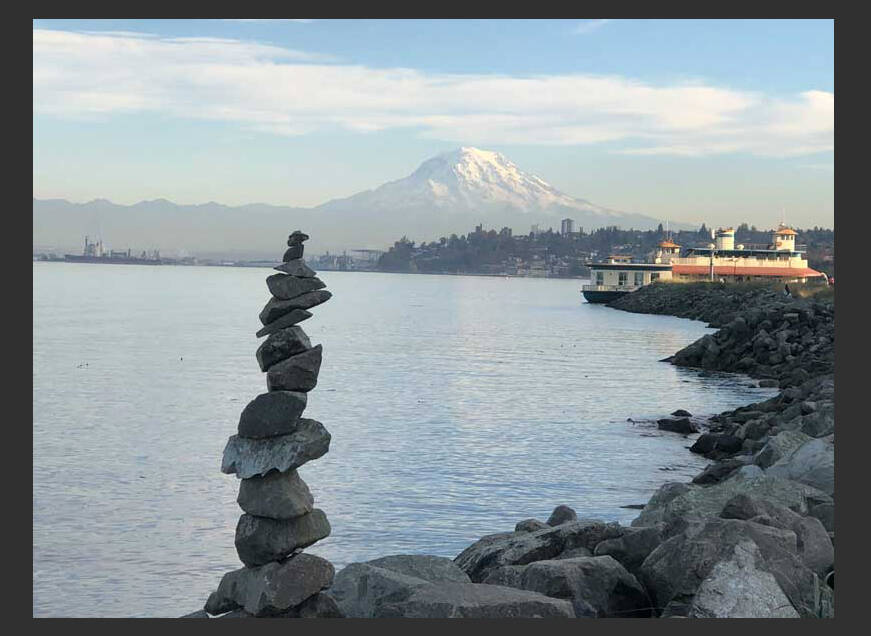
[201,231,341,618]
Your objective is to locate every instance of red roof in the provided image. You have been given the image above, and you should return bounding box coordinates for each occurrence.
[775,228,798,236]
[659,240,680,248]
[672,264,823,277]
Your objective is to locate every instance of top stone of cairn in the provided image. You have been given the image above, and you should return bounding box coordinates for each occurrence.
[287,231,310,246]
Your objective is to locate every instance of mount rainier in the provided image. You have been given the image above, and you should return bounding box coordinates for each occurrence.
[33,147,670,258]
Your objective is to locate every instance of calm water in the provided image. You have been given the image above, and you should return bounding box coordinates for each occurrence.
[33,263,775,617]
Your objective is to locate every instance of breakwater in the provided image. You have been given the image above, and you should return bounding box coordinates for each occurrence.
[187,279,834,619]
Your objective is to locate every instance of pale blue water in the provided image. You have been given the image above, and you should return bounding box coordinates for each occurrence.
[33,263,776,617]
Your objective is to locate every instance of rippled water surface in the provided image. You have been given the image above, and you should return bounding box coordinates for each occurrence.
[33,263,776,617]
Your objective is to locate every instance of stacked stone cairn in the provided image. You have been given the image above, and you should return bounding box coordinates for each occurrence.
[200,231,342,618]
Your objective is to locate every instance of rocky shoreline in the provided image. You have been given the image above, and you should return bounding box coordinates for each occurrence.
[184,274,834,619]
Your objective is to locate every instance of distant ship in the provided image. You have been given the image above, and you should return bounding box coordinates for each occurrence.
[65,236,162,265]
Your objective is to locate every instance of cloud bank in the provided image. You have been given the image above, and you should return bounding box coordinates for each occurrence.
[33,29,833,157]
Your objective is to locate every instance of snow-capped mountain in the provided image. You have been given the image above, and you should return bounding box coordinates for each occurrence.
[33,147,674,256]
[318,146,624,219]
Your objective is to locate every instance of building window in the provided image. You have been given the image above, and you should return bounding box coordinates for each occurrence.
[618,272,627,286]
[595,271,604,285]
[651,273,660,281]
[634,272,644,286]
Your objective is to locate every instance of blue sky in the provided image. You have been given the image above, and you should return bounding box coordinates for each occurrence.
[33,19,834,228]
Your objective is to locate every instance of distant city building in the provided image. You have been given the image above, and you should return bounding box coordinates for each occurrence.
[583,222,825,303]
[561,218,575,235]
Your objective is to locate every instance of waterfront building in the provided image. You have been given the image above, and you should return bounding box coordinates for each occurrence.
[581,254,673,302]
[669,225,823,283]
[581,224,824,303]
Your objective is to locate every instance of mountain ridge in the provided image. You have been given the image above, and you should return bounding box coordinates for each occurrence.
[34,147,683,257]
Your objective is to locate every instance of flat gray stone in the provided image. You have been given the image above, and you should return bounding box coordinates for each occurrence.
[221,419,331,478]
[515,519,549,533]
[266,346,322,393]
[237,469,314,519]
[238,391,307,439]
[259,291,331,325]
[256,309,312,338]
[454,519,623,583]
[235,509,331,567]
[266,273,325,301]
[256,326,312,372]
[631,475,832,539]
[366,555,471,584]
[273,259,316,277]
[204,553,334,616]
[375,582,576,618]
[482,556,650,618]
[331,555,471,618]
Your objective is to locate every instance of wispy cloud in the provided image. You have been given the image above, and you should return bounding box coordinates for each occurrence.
[33,29,833,158]
[573,19,610,34]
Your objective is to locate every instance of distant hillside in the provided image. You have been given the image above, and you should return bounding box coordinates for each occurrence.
[33,147,690,259]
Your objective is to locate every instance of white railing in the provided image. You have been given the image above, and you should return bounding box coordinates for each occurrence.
[581,284,642,292]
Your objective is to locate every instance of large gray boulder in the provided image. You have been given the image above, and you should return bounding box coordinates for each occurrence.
[720,493,834,576]
[237,391,307,438]
[766,436,834,496]
[631,475,832,539]
[682,541,799,618]
[454,520,624,583]
[366,555,471,584]
[639,518,819,617]
[754,430,813,469]
[593,524,664,574]
[273,259,316,277]
[266,345,323,393]
[332,555,471,618]
[222,419,331,478]
[256,326,312,372]
[515,519,549,533]
[277,592,344,618]
[235,510,331,567]
[375,582,576,618]
[236,469,314,519]
[332,563,433,618]
[255,309,312,338]
[482,556,651,618]
[266,273,326,300]
[204,553,334,616]
[216,592,344,618]
[259,290,331,325]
